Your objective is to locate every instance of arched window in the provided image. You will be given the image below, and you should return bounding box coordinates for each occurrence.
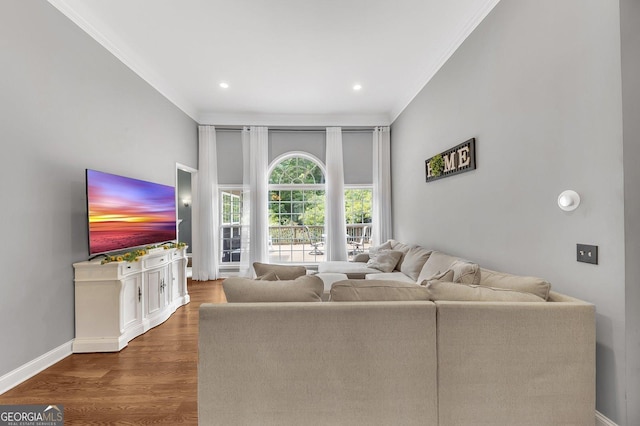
[268,153,326,262]
[269,155,325,185]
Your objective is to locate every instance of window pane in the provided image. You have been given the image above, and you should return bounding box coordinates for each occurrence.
[220,189,242,264]
[269,157,325,185]
[345,188,373,256]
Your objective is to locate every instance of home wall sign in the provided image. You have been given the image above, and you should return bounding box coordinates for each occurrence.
[425,138,476,182]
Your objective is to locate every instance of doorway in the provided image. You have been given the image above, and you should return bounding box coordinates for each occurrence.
[176,163,197,271]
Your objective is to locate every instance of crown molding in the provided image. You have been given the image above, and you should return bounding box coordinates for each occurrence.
[47,0,200,122]
[389,0,502,124]
[48,0,498,128]
[197,112,391,127]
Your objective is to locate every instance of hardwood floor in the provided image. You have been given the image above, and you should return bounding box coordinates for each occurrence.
[0,279,226,425]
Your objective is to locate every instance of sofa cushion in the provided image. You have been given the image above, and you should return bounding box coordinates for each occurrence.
[479,268,551,300]
[400,246,433,280]
[388,240,412,270]
[330,279,431,301]
[365,272,416,283]
[417,251,480,285]
[449,260,481,285]
[366,250,404,272]
[425,280,546,302]
[253,262,307,280]
[315,273,349,301]
[352,253,371,263]
[318,261,382,279]
[223,275,324,303]
[367,240,392,256]
[419,269,454,285]
[389,240,412,252]
[256,271,278,281]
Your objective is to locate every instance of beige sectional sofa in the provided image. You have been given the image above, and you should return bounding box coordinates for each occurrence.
[198,241,596,425]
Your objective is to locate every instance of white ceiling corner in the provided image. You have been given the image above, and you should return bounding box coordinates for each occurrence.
[47,0,501,127]
[47,0,200,121]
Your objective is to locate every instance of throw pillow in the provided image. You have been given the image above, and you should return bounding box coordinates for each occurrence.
[367,240,392,256]
[388,240,412,270]
[330,279,431,302]
[479,268,551,300]
[223,275,324,303]
[366,250,403,272]
[416,251,481,285]
[256,271,278,281]
[425,280,546,302]
[450,260,481,285]
[252,262,307,281]
[419,269,454,285]
[400,246,433,281]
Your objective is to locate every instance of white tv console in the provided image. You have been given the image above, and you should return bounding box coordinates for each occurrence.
[72,247,190,353]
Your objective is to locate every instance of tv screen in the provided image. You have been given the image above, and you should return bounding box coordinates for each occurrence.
[86,169,177,256]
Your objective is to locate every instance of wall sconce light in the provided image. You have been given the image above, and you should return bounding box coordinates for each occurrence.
[558,190,580,211]
[182,198,191,208]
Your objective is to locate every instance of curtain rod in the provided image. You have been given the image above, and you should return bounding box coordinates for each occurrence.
[212,127,378,133]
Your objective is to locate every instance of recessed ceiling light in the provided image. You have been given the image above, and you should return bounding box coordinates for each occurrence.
[219,82,229,89]
[353,84,362,91]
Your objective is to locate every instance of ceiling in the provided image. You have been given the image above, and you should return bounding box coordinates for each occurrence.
[48,0,500,126]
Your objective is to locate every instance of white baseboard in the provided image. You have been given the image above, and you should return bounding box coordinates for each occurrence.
[0,340,73,395]
[596,410,618,426]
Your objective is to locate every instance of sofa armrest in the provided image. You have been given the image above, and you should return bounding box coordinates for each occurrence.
[199,302,438,425]
[434,298,595,425]
[352,253,370,263]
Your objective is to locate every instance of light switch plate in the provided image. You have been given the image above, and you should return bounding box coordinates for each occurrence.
[577,244,598,265]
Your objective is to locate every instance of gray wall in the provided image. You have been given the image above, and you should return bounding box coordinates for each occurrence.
[217,129,373,185]
[269,130,326,166]
[0,0,197,378]
[216,130,243,185]
[343,131,373,185]
[391,0,626,423]
[269,130,373,184]
[622,0,640,424]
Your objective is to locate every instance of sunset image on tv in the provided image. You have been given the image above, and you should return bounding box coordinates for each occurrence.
[87,170,177,255]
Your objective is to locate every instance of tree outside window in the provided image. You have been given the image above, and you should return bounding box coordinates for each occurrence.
[265,154,373,262]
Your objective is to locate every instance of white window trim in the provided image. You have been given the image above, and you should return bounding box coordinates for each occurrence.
[268,151,327,179]
[218,185,243,269]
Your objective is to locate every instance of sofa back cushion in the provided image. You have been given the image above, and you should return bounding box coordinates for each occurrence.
[388,240,412,270]
[479,268,551,300]
[425,280,546,302]
[223,275,324,303]
[253,262,307,281]
[419,269,455,285]
[256,271,278,281]
[417,251,480,285]
[330,279,431,301]
[389,239,411,252]
[366,250,404,272]
[367,240,392,256]
[400,246,433,280]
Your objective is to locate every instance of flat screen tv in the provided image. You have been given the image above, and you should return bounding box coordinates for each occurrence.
[86,169,177,256]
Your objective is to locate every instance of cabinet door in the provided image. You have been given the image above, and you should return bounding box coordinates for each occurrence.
[170,261,181,301]
[145,268,163,316]
[161,266,171,308]
[121,275,141,332]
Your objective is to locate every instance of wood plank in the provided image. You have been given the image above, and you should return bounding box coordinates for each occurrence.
[0,279,224,425]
